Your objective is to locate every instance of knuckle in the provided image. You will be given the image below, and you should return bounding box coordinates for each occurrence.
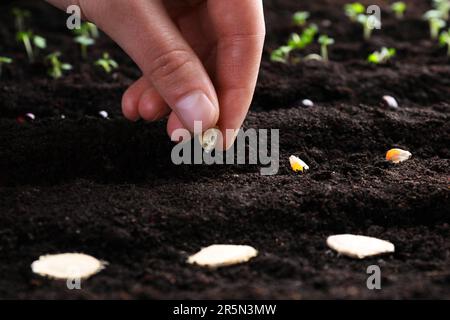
[148,48,194,81]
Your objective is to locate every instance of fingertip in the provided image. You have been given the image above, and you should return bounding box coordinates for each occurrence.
[167,112,190,143]
[122,78,150,121]
[216,127,240,152]
[173,91,219,133]
[121,92,140,121]
[138,88,170,121]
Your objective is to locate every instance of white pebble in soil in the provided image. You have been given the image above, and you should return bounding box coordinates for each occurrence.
[187,244,258,268]
[382,95,399,109]
[98,110,109,119]
[31,253,106,280]
[25,113,36,121]
[301,99,315,107]
[326,234,395,259]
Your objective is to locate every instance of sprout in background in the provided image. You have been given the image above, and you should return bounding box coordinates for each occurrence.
[74,35,95,60]
[95,52,119,73]
[73,22,99,59]
[433,0,450,20]
[357,14,381,40]
[391,2,407,19]
[270,45,293,64]
[302,24,319,44]
[424,10,447,39]
[271,24,318,64]
[292,11,310,27]
[11,7,30,32]
[318,35,335,61]
[86,22,100,39]
[344,3,365,22]
[16,31,47,63]
[74,22,100,39]
[439,29,450,55]
[46,52,72,79]
[288,24,318,48]
[0,57,13,79]
[287,33,304,49]
[368,47,396,64]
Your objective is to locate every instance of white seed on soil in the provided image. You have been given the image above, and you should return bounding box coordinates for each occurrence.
[187,244,258,268]
[327,234,395,259]
[31,253,106,280]
[382,95,399,109]
[61,115,66,119]
[98,110,109,119]
[199,127,220,153]
[25,113,35,121]
[302,99,314,107]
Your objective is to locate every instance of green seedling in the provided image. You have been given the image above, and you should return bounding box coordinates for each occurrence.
[271,18,319,65]
[292,11,310,27]
[439,29,450,55]
[368,47,396,64]
[357,14,381,40]
[86,22,99,38]
[74,22,100,39]
[302,24,319,43]
[433,0,450,20]
[318,35,335,61]
[288,24,319,49]
[345,3,365,21]
[391,2,407,19]
[73,22,98,59]
[271,24,318,64]
[11,7,30,32]
[270,45,293,63]
[16,31,47,63]
[287,33,303,49]
[0,57,13,79]
[74,35,95,60]
[424,10,447,39]
[95,52,118,73]
[46,52,72,79]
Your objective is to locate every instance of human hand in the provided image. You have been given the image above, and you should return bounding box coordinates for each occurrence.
[48,0,265,149]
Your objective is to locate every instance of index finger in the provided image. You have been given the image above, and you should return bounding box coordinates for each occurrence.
[208,0,266,149]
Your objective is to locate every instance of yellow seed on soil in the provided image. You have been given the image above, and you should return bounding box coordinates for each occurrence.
[386,148,412,163]
[289,155,309,172]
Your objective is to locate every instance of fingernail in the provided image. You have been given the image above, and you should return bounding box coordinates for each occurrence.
[174,91,217,132]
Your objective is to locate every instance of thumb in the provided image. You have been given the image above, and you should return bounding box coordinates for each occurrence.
[74,0,219,132]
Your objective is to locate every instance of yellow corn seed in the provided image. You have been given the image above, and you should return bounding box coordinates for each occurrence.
[289,155,309,172]
[386,148,412,163]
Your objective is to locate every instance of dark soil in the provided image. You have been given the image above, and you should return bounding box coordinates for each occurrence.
[0,0,449,299]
